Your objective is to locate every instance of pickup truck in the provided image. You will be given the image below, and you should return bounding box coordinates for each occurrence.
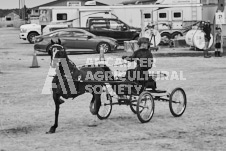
[20,18,141,44]
[20,24,41,44]
[81,18,141,44]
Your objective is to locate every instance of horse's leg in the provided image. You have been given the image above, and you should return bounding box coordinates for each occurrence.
[46,93,60,134]
[89,93,95,114]
[88,93,101,127]
[94,94,101,115]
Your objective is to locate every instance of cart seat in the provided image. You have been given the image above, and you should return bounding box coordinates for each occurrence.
[148,89,167,93]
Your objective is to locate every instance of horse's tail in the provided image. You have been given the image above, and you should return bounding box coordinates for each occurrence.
[100,65,119,95]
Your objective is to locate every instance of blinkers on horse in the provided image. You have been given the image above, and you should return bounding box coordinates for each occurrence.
[47,39,113,133]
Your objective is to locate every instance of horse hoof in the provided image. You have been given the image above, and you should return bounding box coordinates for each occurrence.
[46,127,56,134]
[46,130,55,134]
[87,120,98,127]
[87,123,98,127]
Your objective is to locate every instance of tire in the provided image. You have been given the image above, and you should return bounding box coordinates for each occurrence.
[171,32,183,39]
[160,32,171,46]
[28,32,39,44]
[130,98,137,114]
[96,42,111,53]
[136,91,155,123]
[169,87,187,117]
[97,86,112,120]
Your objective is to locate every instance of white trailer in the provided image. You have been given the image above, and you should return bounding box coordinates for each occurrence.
[109,0,203,42]
[37,0,224,42]
[39,6,113,27]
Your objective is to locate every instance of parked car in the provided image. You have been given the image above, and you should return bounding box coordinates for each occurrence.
[20,24,41,44]
[34,28,118,54]
[81,18,141,44]
[19,24,69,44]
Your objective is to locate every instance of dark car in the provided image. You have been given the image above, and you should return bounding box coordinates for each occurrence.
[34,28,118,54]
[81,18,141,44]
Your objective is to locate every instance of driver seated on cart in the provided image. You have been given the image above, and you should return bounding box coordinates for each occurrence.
[122,37,157,92]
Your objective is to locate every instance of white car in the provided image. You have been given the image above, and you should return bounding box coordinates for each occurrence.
[19,24,41,44]
[19,24,69,44]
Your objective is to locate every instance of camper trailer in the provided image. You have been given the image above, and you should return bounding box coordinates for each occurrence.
[38,6,113,27]
[21,0,223,44]
[37,0,220,41]
[110,0,220,43]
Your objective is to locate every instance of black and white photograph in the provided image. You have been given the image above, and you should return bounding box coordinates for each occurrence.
[0,0,226,150]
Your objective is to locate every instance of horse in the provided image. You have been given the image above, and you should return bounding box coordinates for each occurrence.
[47,39,114,134]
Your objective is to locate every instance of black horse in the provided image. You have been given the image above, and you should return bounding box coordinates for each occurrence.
[47,39,114,134]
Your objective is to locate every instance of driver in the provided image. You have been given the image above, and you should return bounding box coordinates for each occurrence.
[122,37,156,91]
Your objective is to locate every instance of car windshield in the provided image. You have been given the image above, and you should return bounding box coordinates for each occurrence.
[81,29,96,37]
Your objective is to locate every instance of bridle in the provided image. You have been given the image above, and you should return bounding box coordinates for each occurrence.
[50,44,65,67]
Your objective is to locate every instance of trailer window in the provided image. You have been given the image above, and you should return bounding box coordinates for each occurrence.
[174,12,181,18]
[172,11,182,20]
[144,13,151,19]
[159,13,166,18]
[57,14,67,20]
[6,17,11,21]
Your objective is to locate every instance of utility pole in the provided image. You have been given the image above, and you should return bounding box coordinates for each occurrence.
[19,0,21,19]
[21,0,25,20]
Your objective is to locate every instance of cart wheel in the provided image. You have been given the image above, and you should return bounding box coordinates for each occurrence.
[136,91,155,123]
[130,99,137,114]
[169,87,187,117]
[97,86,112,120]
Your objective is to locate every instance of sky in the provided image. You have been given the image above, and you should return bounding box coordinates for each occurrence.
[0,0,126,9]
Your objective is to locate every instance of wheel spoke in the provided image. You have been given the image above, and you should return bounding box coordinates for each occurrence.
[99,44,109,53]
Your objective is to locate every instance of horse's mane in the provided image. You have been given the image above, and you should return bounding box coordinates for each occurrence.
[51,40,114,82]
[51,42,80,79]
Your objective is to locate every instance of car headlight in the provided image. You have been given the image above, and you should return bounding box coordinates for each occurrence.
[20,28,27,33]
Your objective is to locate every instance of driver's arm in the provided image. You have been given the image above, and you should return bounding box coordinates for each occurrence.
[122,51,138,62]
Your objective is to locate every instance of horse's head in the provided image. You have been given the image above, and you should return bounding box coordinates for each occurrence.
[50,39,67,68]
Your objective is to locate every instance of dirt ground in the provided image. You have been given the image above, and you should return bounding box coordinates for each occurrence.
[0,28,226,151]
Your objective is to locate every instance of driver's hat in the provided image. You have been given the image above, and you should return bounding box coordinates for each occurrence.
[137,37,150,46]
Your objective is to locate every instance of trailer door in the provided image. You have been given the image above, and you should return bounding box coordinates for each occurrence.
[141,9,153,29]
[171,10,183,30]
[157,10,170,30]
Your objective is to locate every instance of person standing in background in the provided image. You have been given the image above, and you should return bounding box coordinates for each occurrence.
[215,27,223,57]
[202,21,212,58]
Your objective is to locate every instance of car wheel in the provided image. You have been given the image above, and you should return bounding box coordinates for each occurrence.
[97,42,111,53]
[28,32,39,44]
[171,32,183,39]
[160,32,171,46]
